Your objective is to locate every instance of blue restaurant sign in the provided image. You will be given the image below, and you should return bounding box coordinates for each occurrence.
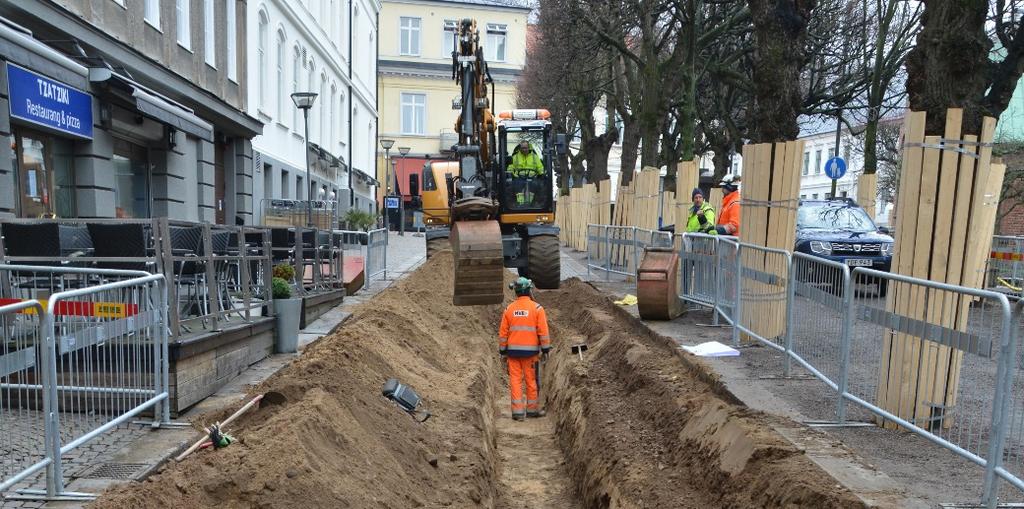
[7,62,93,139]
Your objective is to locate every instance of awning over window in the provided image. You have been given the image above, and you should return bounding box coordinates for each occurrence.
[89,67,214,141]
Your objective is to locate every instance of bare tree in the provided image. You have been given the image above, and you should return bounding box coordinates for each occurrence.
[906,0,1024,135]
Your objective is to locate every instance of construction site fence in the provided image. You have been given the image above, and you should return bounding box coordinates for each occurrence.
[333,228,388,290]
[585,226,1023,507]
[0,266,170,501]
[585,225,673,280]
[987,235,1024,300]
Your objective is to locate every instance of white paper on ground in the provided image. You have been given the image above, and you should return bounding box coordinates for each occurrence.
[680,341,740,357]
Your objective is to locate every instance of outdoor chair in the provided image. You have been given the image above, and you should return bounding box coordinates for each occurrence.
[86,223,154,273]
[169,225,209,324]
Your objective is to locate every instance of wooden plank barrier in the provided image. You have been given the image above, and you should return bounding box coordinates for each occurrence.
[738,140,804,342]
[875,109,1000,431]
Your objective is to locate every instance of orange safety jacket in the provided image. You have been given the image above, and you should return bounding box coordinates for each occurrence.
[718,190,741,236]
[499,296,551,357]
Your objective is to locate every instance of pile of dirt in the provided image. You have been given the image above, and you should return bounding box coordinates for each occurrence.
[538,278,868,508]
[92,255,873,509]
[91,252,513,509]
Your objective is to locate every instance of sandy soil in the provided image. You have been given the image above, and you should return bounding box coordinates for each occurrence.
[89,256,867,508]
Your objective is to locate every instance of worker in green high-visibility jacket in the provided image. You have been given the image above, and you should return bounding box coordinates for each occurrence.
[508,140,544,206]
[685,188,717,235]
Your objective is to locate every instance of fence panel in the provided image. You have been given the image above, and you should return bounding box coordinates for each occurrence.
[716,238,740,326]
[842,268,1014,506]
[0,266,170,499]
[678,233,718,310]
[366,228,388,285]
[586,225,609,279]
[988,235,1024,299]
[0,299,50,494]
[735,243,791,351]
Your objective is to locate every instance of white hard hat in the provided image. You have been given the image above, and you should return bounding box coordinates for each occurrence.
[719,174,740,187]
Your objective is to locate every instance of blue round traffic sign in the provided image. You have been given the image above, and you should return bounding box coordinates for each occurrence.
[824,157,847,179]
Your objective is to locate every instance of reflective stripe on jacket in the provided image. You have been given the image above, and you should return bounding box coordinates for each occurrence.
[498,296,551,357]
[685,202,717,234]
[718,190,740,236]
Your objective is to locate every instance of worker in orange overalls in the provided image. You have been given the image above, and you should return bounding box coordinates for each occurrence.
[499,277,551,421]
[716,174,741,236]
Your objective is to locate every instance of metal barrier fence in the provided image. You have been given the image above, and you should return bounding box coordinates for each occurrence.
[585,225,672,282]
[988,235,1024,299]
[582,226,1024,506]
[333,228,388,290]
[0,265,170,500]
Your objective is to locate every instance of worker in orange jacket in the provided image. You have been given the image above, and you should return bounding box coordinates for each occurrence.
[499,277,551,421]
[716,174,741,236]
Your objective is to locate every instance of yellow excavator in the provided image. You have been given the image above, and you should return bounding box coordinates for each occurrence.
[420,19,564,306]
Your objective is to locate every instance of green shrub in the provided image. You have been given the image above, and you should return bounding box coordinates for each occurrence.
[271,277,293,299]
[272,263,295,280]
[344,209,378,231]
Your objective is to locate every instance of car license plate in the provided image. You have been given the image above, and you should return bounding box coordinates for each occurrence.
[845,259,873,267]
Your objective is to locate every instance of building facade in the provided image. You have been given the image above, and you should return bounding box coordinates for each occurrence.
[247,0,380,222]
[0,0,262,223]
[377,0,530,207]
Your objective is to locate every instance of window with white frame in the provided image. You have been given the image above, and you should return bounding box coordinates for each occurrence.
[203,0,215,66]
[486,24,506,62]
[176,0,190,49]
[400,17,421,56]
[144,0,159,28]
[443,20,457,57]
[258,11,269,109]
[400,93,426,135]
[292,46,301,128]
[276,30,286,120]
[227,0,237,81]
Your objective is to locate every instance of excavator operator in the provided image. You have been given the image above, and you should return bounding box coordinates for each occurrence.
[508,140,544,206]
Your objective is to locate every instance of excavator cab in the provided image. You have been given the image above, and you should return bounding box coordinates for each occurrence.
[497,121,555,214]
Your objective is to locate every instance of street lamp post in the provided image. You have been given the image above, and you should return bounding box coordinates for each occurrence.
[379,138,395,231]
[397,146,410,236]
[291,92,318,227]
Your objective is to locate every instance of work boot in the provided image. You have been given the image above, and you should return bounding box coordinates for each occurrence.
[526,410,546,418]
[512,414,525,421]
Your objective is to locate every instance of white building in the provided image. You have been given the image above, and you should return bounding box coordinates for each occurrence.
[246,0,380,221]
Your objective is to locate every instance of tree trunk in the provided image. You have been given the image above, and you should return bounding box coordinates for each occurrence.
[620,122,641,187]
[904,0,990,135]
[862,111,879,175]
[746,0,815,142]
[712,147,733,181]
[585,131,616,184]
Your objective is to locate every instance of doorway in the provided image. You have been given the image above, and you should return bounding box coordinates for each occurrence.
[12,127,75,218]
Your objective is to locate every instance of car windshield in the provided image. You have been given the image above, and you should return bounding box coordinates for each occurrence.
[798,203,876,232]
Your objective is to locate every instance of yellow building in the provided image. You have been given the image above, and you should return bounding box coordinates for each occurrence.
[376,0,530,207]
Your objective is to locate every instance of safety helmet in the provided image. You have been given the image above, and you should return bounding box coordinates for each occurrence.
[509,276,534,296]
[719,173,740,193]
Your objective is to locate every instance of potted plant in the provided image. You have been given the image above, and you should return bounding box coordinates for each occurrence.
[271,264,301,353]
[343,209,378,245]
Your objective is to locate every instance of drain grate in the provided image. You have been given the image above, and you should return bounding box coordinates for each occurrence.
[80,462,149,480]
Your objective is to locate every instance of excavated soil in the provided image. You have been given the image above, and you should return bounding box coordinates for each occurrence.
[90,255,866,509]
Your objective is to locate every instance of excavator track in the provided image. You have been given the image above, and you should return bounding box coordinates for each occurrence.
[451,220,505,306]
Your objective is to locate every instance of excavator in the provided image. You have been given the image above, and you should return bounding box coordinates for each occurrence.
[420,19,564,306]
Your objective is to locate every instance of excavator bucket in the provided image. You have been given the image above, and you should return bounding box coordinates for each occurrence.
[637,247,685,320]
[451,220,505,306]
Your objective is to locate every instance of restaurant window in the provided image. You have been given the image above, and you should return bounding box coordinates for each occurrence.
[112,138,151,218]
[12,128,75,218]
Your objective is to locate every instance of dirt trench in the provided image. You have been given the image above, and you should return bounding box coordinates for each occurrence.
[90,254,865,509]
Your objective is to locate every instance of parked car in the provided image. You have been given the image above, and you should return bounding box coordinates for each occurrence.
[793,198,894,296]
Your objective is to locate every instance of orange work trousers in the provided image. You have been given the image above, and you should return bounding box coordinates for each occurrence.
[507,355,539,418]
